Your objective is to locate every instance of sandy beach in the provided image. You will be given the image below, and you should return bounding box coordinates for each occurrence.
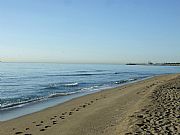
[0,74,179,135]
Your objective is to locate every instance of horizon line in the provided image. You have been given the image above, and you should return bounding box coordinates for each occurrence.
[1,61,180,65]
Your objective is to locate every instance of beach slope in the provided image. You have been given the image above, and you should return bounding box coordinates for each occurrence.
[0,74,179,135]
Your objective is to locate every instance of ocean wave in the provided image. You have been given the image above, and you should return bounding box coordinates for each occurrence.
[48,91,80,98]
[130,76,149,80]
[0,91,81,110]
[0,84,20,87]
[115,80,129,84]
[114,71,138,75]
[76,70,108,73]
[43,82,79,90]
[76,70,90,73]
[94,70,109,72]
[0,97,45,110]
[81,85,99,91]
[46,73,108,77]
[64,82,79,87]
[114,77,146,85]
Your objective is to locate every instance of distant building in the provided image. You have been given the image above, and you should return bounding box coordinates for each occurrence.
[148,61,153,65]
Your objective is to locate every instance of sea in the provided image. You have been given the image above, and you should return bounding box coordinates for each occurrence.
[0,63,180,121]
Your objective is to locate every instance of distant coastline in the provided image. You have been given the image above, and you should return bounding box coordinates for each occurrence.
[126,62,180,66]
[1,61,180,66]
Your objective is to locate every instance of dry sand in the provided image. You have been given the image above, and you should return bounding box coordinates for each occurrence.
[0,74,179,135]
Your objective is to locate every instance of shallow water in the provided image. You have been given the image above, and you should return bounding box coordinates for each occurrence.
[0,63,180,121]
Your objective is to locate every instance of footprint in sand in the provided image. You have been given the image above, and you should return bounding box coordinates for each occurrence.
[25,128,30,130]
[69,112,73,115]
[40,129,46,131]
[136,92,140,94]
[59,116,63,118]
[24,134,32,135]
[75,108,80,111]
[136,123,144,127]
[50,117,55,120]
[15,131,23,134]
[36,124,42,127]
[45,125,51,129]
[137,114,144,118]
[52,121,57,125]
[62,112,67,115]
[125,132,133,135]
[59,116,65,119]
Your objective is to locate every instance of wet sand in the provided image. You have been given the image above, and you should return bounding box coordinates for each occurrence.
[0,74,179,135]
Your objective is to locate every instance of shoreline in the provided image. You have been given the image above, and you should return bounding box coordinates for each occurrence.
[0,73,179,135]
[0,75,150,122]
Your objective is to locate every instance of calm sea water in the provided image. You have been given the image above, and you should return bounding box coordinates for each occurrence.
[0,63,180,111]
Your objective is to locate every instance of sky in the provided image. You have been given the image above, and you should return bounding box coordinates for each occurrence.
[0,0,180,64]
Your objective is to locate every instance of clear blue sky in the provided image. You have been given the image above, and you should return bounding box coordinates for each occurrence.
[0,0,179,64]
